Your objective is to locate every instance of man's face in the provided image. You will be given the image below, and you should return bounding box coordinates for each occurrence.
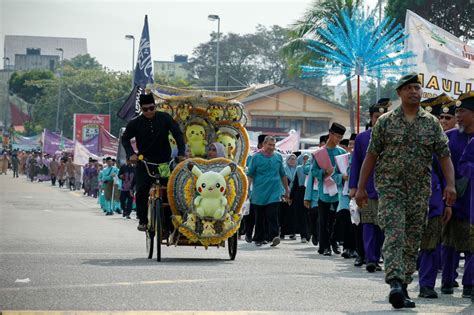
[328,131,343,145]
[397,83,422,105]
[141,103,156,119]
[263,140,276,153]
[348,140,355,151]
[455,108,474,133]
[438,114,456,131]
[106,160,113,167]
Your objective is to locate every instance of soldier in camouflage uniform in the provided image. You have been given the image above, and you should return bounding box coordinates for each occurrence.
[355,73,456,309]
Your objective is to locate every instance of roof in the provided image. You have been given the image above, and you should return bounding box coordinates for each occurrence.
[241,85,349,112]
[10,102,30,126]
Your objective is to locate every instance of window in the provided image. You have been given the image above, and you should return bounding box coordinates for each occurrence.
[306,119,330,135]
[253,118,276,128]
[279,119,303,131]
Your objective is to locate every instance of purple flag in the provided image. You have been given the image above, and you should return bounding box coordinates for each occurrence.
[42,129,74,155]
[82,134,99,155]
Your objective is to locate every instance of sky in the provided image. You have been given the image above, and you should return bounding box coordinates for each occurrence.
[0,0,380,72]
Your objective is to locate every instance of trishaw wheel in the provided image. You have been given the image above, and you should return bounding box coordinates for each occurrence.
[146,229,154,259]
[228,233,238,260]
[155,199,163,262]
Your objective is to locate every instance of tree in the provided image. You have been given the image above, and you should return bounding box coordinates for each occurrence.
[385,0,473,40]
[9,69,55,104]
[63,54,102,70]
[360,81,398,113]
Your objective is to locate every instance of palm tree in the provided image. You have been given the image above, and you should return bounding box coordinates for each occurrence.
[281,0,363,132]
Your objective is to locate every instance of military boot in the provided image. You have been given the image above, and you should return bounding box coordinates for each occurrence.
[388,280,404,309]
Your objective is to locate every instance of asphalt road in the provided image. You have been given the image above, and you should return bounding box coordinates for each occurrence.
[0,173,472,314]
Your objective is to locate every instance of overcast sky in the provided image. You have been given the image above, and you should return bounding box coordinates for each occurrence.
[0,0,379,72]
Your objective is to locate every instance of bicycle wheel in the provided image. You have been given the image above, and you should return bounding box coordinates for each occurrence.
[228,232,238,260]
[155,198,163,262]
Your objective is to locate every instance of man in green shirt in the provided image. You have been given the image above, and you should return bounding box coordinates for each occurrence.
[355,73,456,309]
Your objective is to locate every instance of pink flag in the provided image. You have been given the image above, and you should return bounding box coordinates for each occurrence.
[312,146,338,196]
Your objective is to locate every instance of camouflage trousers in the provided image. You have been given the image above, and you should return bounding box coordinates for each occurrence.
[378,187,429,284]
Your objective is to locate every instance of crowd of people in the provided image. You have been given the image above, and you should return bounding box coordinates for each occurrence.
[1,76,473,309]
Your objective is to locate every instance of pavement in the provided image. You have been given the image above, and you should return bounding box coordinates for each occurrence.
[0,173,473,314]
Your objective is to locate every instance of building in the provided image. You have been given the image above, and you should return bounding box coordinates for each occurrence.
[242,85,351,147]
[154,55,189,81]
[4,35,88,70]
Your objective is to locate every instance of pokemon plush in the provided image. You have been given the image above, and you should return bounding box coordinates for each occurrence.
[185,124,207,157]
[217,131,237,160]
[184,213,197,230]
[207,105,224,122]
[227,105,241,121]
[157,103,174,116]
[202,220,216,236]
[188,162,236,219]
[177,104,192,122]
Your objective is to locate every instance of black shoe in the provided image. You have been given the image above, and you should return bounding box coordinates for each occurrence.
[419,287,438,299]
[354,256,364,267]
[245,235,252,243]
[402,284,416,308]
[289,234,296,240]
[375,263,382,271]
[366,262,377,273]
[311,236,318,246]
[453,280,460,288]
[137,223,147,231]
[350,250,358,258]
[126,216,131,219]
[341,249,351,259]
[388,280,404,309]
[255,242,263,247]
[462,286,472,298]
[323,249,332,256]
[332,244,341,255]
[270,237,280,247]
[441,284,454,294]
[106,212,113,216]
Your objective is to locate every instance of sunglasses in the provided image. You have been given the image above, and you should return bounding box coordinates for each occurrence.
[439,115,453,121]
[141,105,155,112]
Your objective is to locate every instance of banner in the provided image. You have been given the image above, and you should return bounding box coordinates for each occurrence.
[99,127,119,157]
[11,133,41,151]
[276,130,300,153]
[73,140,102,166]
[405,10,473,98]
[73,114,111,143]
[82,134,99,156]
[42,129,74,155]
[117,15,154,121]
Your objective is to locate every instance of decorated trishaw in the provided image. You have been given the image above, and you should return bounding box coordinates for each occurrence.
[144,84,253,261]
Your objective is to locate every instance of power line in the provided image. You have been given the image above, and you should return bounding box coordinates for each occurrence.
[66,88,128,105]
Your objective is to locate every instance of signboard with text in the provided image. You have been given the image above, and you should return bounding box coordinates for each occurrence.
[73,114,111,143]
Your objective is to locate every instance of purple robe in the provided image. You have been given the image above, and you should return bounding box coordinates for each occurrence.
[458,137,474,225]
[349,129,378,199]
[428,157,445,219]
[446,129,473,221]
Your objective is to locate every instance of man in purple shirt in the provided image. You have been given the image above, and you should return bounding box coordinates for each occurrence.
[349,98,389,272]
[441,91,474,299]
[418,94,455,299]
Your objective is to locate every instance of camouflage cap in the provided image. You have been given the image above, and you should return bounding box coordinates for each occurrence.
[395,72,422,90]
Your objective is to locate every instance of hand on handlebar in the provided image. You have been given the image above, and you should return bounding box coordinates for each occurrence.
[130,154,138,162]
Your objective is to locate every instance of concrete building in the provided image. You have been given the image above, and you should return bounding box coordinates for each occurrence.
[242,85,351,147]
[4,35,88,70]
[154,55,189,81]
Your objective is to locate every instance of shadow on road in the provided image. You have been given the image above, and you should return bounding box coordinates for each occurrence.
[81,257,233,267]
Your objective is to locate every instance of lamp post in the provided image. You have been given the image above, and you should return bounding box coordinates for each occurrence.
[125,35,136,89]
[55,48,64,133]
[208,14,220,91]
[3,57,10,129]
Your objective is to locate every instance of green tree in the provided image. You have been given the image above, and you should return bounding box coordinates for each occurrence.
[385,0,473,40]
[63,54,102,70]
[9,69,55,104]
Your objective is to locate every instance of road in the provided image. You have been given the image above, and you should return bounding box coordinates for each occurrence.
[0,174,472,314]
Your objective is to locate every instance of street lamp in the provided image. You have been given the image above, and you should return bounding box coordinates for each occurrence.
[125,35,136,89]
[2,57,10,129]
[208,14,220,91]
[55,48,64,133]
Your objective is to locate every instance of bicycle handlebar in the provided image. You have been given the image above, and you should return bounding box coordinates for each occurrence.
[138,155,175,180]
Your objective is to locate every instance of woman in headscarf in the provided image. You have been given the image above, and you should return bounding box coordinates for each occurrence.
[207,142,226,159]
[290,153,312,242]
[279,154,298,240]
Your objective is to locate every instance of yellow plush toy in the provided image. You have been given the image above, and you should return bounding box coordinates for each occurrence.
[207,105,224,122]
[227,105,241,121]
[202,220,216,236]
[185,124,207,157]
[217,132,237,160]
